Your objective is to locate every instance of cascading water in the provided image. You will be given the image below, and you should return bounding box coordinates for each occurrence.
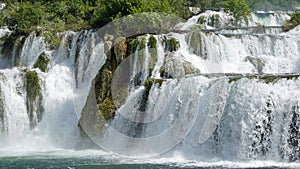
[0,10,299,167]
[0,29,106,150]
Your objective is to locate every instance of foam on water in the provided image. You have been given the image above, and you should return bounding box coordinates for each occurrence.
[0,10,299,167]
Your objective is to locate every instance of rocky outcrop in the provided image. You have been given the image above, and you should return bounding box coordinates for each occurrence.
[163,36,180,52]
[160,52,201,78]
[33,52,50,72]
[79,35,129,136]
[25,70,43,129]
[114,37,127,65]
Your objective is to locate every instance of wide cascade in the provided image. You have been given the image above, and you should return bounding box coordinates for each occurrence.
[0,11,299,163]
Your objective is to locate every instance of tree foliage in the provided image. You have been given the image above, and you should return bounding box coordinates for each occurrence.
[283,12,300,31]
[0,0,190,47]
[223,0,251,24]
[246,0,300,11]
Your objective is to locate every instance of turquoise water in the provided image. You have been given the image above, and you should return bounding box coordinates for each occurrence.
[0,157,291,169]
[0,154,299,169]
[0,149,298,169]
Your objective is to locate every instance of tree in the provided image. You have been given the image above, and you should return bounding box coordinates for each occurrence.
[283,12,300,31]
[221,0,251,25]
[199,0,213,10]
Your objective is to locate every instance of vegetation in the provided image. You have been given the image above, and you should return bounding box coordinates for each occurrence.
[245,0,300,11]
[139,78,165,111]
[99,97,116,121]
[228,74,300,83]
[0,0,189,47]
[25,70,43,128]
[215,0,251,25]
[144,78,165,94]
[198,0,300,12]
[25,70,41,102]
[148,35,157,49]
[163,37,180,52]
[33,52,50,72]
[283,12,300,31]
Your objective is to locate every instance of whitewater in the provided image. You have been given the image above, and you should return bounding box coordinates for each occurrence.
[0,11,300,168]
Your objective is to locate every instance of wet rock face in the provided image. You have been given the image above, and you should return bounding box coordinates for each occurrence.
[33,52,50,72]
[114,37,127,65]
[160,52,201,78]
[25,70,43,129]
[80,35,128,134]
[104,41,112,64]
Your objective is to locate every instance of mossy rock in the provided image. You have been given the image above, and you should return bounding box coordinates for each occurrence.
[114,37,127,64]
[127,37,139,55]
[228,74,300,84]
[95,68,113,104]
[99,97,116,121]
[148,36,158,72]
[186,31,201,56]
[25,70,43,129]
[0,34,25,58]
[144,78,165,94]
[138,36,147,62]
[198,16,207,24]
[207,14,221,28]
[25,71,41,102]
[148,35,157,49]
[33,52,50,72]
[140,78,165,111]
[139,36,147,51]
[283,12,300,32]
[163,37,180,52]
[189,25,205,30]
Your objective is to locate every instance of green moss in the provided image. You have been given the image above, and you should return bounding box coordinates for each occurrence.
[139,36,147,50]
[207,14,220,28]
[99,97,116,121]
[187,32,201,55]
[228,77,242,83]
[228,75,300,84]
[198,16,206,24]
[189,25,205,30]
[138,36,147,62]
[283,12,300,32]
[33,52,50,72]
[148,35,157,49]
[260,75,299,84]
[41,31,63,48]
[140,78,165,111]
[261,76,278,84]
[0,34,25,58]
[127,37,139,55]
[25,71,41,102]
[163,37,180,52]
[148,35,158,71]
[25,70,42,129]
[144,78,165,94]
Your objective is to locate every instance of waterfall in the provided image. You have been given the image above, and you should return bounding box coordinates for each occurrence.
[0,30,106,149]
[0,11,299,164]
